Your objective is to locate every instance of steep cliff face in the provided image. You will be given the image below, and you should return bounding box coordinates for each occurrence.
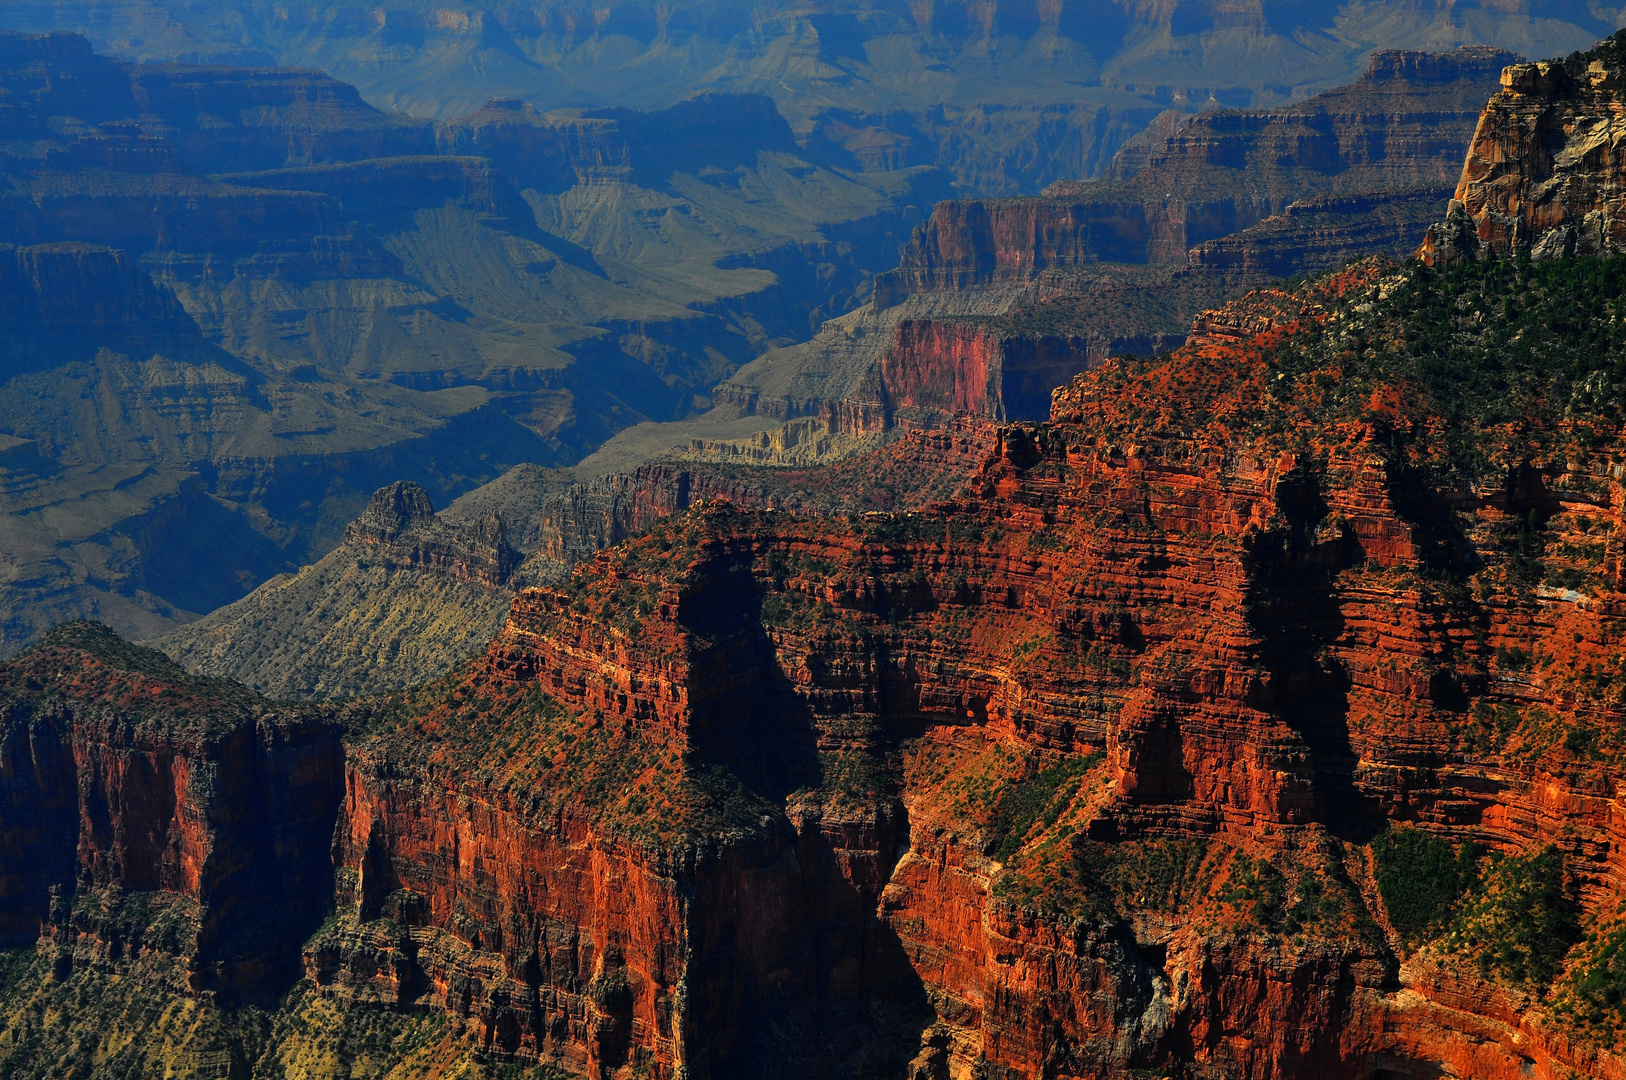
[1423,32,1626,263]
[296,253,1626,1079]
[878,318,1134,423]
[0,623,344,984]
[150,427,1000,700]
[716,263,1253,434]
[1189,190,1450,276]
[0,241,194,338]
[17,23,1626,1080]
[729,47,1508,445]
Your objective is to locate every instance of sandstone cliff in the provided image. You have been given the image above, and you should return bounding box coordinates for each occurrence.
[1422,31,1626,264]
[290,253,1626,1078]
[151,424,1000,700]
[11,248,1626,1076]
[16,23,1626,1080]
[713,263,1262,432]
[0,622,344,984]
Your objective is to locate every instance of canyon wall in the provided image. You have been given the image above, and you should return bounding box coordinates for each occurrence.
[722,45,1509,444]
[0,27,947,658]
[11,255,1626,1076]
[299,355,1626,1076]
[0,241,196,339]
[1423,34,1626,263]
[0,623,344,986]
[875,46,1512,297]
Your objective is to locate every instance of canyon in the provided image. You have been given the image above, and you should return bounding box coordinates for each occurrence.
[0,27,944,655]
[0,1,1612,195]
[11,13,1626,1080]
[11,244,1626,1077]
[12,33,1626,1076]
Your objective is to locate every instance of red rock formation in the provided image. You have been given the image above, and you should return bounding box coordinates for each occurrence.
[17,41,1626,1077]
[345,481,520,588]
[878,318,1128,423]
[0,624,344,987]
[12,252,1626,1075]
[298,256,1626,1077]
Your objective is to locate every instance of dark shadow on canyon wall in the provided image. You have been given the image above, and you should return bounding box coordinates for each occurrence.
[1245,463,1383,843]
[682,545,937,1079]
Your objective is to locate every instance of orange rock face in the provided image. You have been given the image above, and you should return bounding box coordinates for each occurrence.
[878,319,1125,423]
[1426,39,1626,262]
[293,246,1626,1077]
[0,626,344,986]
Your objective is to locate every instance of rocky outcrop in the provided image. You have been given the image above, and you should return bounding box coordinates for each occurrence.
[0,241,196,340]
[878,318,1127,423]
[719,263,1248,433]
[148,426,1001,700]
[343,481,520,589]
[14,253,1626,1075]
[290,257,1626,1077]
[1421,33,1626,263]
[150,482,521,700]
[1189,189,1450,276]
[0,623,344,986]
[131,63,435,174]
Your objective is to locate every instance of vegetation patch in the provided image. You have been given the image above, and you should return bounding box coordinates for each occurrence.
[1440,845,1581,991]
[1219,854,1348,938]
[995,835,1217,923]
[987,752,1101,861]
[1371,825,1478,945]
[1551,913,1626,1048]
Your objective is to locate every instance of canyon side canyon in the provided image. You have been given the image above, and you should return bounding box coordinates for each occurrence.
[12,8,1626,1080]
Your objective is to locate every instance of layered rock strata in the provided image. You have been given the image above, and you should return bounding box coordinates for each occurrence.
[1422,32,1626,263]
[0,623,344,986]
[723,47,1508,439]
[152,425,1001,699]
[877,46,1513,295]
[713,265,1258,432]
[0,27,946,657]
[150,482,523,700]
